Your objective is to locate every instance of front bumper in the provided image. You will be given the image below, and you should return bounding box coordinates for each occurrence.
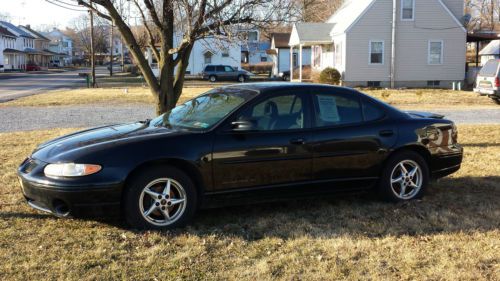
[18,158,123,217]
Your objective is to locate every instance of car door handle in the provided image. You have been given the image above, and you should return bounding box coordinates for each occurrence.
[379,130,394,137]
[290,138,306,145]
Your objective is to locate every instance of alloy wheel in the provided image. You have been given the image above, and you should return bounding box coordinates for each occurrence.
[139,178,187,226]
[389,160,423,200]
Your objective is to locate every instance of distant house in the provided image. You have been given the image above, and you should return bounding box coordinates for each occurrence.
[19,25,52,69]
[268,32,311,77]
[0,20,36,70]
[288,0,467,88]
[239,29,271,65]
[43,28,73,66]
[0,26,18,70]
[146,36,241,77]
[478,40,500,66]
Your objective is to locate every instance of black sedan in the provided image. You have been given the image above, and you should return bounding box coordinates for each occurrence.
[18,83,463,229]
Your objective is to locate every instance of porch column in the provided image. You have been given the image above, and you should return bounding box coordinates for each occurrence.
[299,44,303,82]
[289,46,293,81]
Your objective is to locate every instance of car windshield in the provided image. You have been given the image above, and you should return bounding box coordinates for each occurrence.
[151,88,257,130]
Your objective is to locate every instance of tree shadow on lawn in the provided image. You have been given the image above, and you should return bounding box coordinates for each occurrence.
[1,176,498,240]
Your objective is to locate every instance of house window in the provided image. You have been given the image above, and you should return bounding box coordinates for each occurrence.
[247,31,258,42]
[367,81,381,87]
[204,51,213,64]
[260,56,267,62]
[221,49,229,57]
[428,40,443,64]
[369,41,384,64]
[427,80,440,87]
[335,42,342,66]
[401,0,414,20]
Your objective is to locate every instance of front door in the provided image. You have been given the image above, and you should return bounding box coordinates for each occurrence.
[212,91,312,190]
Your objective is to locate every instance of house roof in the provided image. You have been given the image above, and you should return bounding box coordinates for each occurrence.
[271,33,291,48]
[0,26,16,38]
[326,0,374,35]
[0,21,35,38]
[289,23,335,46]
[479,40,500,55]
[20,25,50,41]
[3,48,25,54]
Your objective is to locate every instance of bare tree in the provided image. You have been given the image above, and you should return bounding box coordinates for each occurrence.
[70,14,110,60]
[65,0,295,115]
[295,0,344,22]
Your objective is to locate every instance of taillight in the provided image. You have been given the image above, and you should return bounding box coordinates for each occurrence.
[495,77,499,87]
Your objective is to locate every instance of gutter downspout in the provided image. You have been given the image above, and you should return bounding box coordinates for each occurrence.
[390,0,397,88]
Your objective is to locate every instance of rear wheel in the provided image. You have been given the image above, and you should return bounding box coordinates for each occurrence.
[209,75,217,82]
[378,151,429,202]
[492,98,500,105]
[238,75,246,82]
[123,166,197,230]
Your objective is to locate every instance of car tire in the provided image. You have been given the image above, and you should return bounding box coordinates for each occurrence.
[283,75,289,81]
[492,98,500,105]
[238,75,246,83]
[209,75,217,82]
[377,150,429,202]
[123,165,198,230]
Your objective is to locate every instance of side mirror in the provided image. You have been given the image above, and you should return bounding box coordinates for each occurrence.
[231,120,255,131]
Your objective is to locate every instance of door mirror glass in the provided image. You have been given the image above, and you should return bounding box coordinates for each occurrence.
[231,120,256,131]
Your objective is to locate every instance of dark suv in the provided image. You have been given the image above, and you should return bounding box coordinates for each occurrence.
[202,65,252,82]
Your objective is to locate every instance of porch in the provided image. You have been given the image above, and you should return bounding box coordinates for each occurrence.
[3,49,26,70]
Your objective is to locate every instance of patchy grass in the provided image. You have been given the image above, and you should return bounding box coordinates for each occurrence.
[0,125,499,280]
[0,87,211,107]
[1,87,498,110]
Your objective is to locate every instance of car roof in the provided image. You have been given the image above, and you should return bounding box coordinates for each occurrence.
[222,82,358,94]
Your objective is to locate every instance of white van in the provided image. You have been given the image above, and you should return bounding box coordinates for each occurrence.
[474,59,500,104]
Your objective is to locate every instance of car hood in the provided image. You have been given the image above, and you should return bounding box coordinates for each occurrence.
[31,122,185,161]
[405,111,445,119]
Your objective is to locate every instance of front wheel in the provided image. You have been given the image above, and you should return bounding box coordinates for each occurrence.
[123,166,197,230]
[378,151,429,202]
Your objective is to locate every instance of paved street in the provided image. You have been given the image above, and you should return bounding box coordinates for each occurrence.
[0,104,499,132]
[0,70,86,102]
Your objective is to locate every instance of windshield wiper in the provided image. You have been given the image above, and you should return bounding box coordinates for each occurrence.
[139,118,152,125]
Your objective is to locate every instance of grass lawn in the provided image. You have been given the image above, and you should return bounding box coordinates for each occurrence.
[1,87,498,110]
[0,125,499,280]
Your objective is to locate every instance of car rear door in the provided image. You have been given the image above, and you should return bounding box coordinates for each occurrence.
[309,88,397,189]
[212,90,313,191]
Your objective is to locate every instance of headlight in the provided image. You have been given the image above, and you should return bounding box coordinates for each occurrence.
[44,163,101,178]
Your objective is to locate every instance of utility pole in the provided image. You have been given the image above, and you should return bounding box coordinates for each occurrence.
[110,24,113,76]
[89,0,96,87]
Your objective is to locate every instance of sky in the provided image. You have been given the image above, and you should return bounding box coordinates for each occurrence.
[0,0,87,30]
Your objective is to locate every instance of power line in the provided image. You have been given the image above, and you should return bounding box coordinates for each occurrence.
[51,0,83,8]
[44,0,87,12]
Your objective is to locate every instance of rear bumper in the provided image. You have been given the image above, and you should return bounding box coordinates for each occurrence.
[474,88,500,98]
[430,150,463,179]
[18,175,122,217]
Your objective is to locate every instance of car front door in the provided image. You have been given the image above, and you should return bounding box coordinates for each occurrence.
[212,90,312,191]
[310,88,397,189]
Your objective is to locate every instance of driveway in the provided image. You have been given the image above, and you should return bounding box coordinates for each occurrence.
[0,104,499,133]
[0,70,85,102]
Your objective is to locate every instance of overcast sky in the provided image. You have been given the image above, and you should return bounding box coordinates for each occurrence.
[0,0,86,30]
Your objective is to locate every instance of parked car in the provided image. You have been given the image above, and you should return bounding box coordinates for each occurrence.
[474,59,500,104]
[0,64,4,72]
[26,63,41,72]
[280,65,310,81]
[18,83,463,230]
[202,65,253,82]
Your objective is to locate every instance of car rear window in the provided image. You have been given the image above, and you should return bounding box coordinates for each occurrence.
[479,60,499,77]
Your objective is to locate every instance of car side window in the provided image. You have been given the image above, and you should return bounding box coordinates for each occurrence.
[224,66,234,72]
[238,94,305,131]
[362,100,386,121]
[313,93,362,127]
[216,66,225,72]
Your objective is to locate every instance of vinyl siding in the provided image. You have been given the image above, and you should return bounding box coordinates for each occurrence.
[441,0,464,20]
[344,0,466,84]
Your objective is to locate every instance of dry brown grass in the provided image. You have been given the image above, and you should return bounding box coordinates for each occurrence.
[1,86,498,110]
[0,87,211,107]
[0,125,499,280]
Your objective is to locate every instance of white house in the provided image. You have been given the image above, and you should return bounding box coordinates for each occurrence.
[146,36,241,77]
[268,32,311,77]
[0,26,18,71]
[289,0,467,88]
[44,28,73,66]
[478,40,500,66]
[0,20,36,70]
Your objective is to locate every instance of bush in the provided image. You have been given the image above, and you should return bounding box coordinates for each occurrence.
[319,67,341,85]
